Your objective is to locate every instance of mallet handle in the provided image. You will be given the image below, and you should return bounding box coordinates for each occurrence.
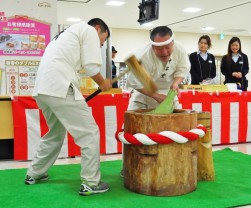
[85,69,129,102]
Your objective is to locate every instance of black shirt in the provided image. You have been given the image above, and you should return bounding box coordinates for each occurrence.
[189,52,216,85]
[221,53,249,91]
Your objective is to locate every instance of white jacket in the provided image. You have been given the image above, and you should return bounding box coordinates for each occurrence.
[127,41,190,109]
[33,21,102,100]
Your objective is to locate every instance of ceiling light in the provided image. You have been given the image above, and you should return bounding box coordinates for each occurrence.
[201,26,215,31]
[224,29,247,33]
[183,7,201,13]
[106,1,125,6]
[67,17,81,22]
[58,0,92,2]
[141,22,153,27]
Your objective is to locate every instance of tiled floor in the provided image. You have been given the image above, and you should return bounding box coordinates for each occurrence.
[1,143,251,207]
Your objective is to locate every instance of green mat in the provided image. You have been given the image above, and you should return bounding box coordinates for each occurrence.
[0,148,251,208]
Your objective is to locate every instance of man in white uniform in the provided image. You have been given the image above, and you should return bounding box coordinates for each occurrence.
[121,26,190,177]
[25,18,112,196]
[127,26,190,110]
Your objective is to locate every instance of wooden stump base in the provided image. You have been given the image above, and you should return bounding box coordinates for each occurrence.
[197,112,215,181]
[123,109,198,196]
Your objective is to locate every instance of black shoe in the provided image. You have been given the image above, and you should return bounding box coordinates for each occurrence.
[25,174,49,185]
[79,181,109,196]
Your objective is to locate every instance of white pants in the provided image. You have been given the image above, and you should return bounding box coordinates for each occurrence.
[27,86,101,185]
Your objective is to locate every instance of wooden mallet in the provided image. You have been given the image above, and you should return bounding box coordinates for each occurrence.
[85,55,157,102]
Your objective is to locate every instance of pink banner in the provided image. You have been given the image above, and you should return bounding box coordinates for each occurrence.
[0,16,50,56]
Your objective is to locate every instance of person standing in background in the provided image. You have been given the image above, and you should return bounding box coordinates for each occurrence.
[112,46,118,88]
[24,18,112,196]
[189,35,217,85]
[221,37,249,91]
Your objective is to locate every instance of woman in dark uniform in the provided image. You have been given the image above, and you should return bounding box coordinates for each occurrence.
[189,35,216,85]
[221,37,249,91]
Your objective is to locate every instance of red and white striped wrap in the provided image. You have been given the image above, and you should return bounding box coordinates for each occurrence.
[115,125,207,145]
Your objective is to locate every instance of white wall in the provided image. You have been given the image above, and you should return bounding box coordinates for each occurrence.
[111,28,149,62]
[111,28,251,89]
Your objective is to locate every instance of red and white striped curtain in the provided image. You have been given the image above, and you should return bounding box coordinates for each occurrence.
[179,91,251,144]
[12,94,129,160]
[11,91,251,160]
